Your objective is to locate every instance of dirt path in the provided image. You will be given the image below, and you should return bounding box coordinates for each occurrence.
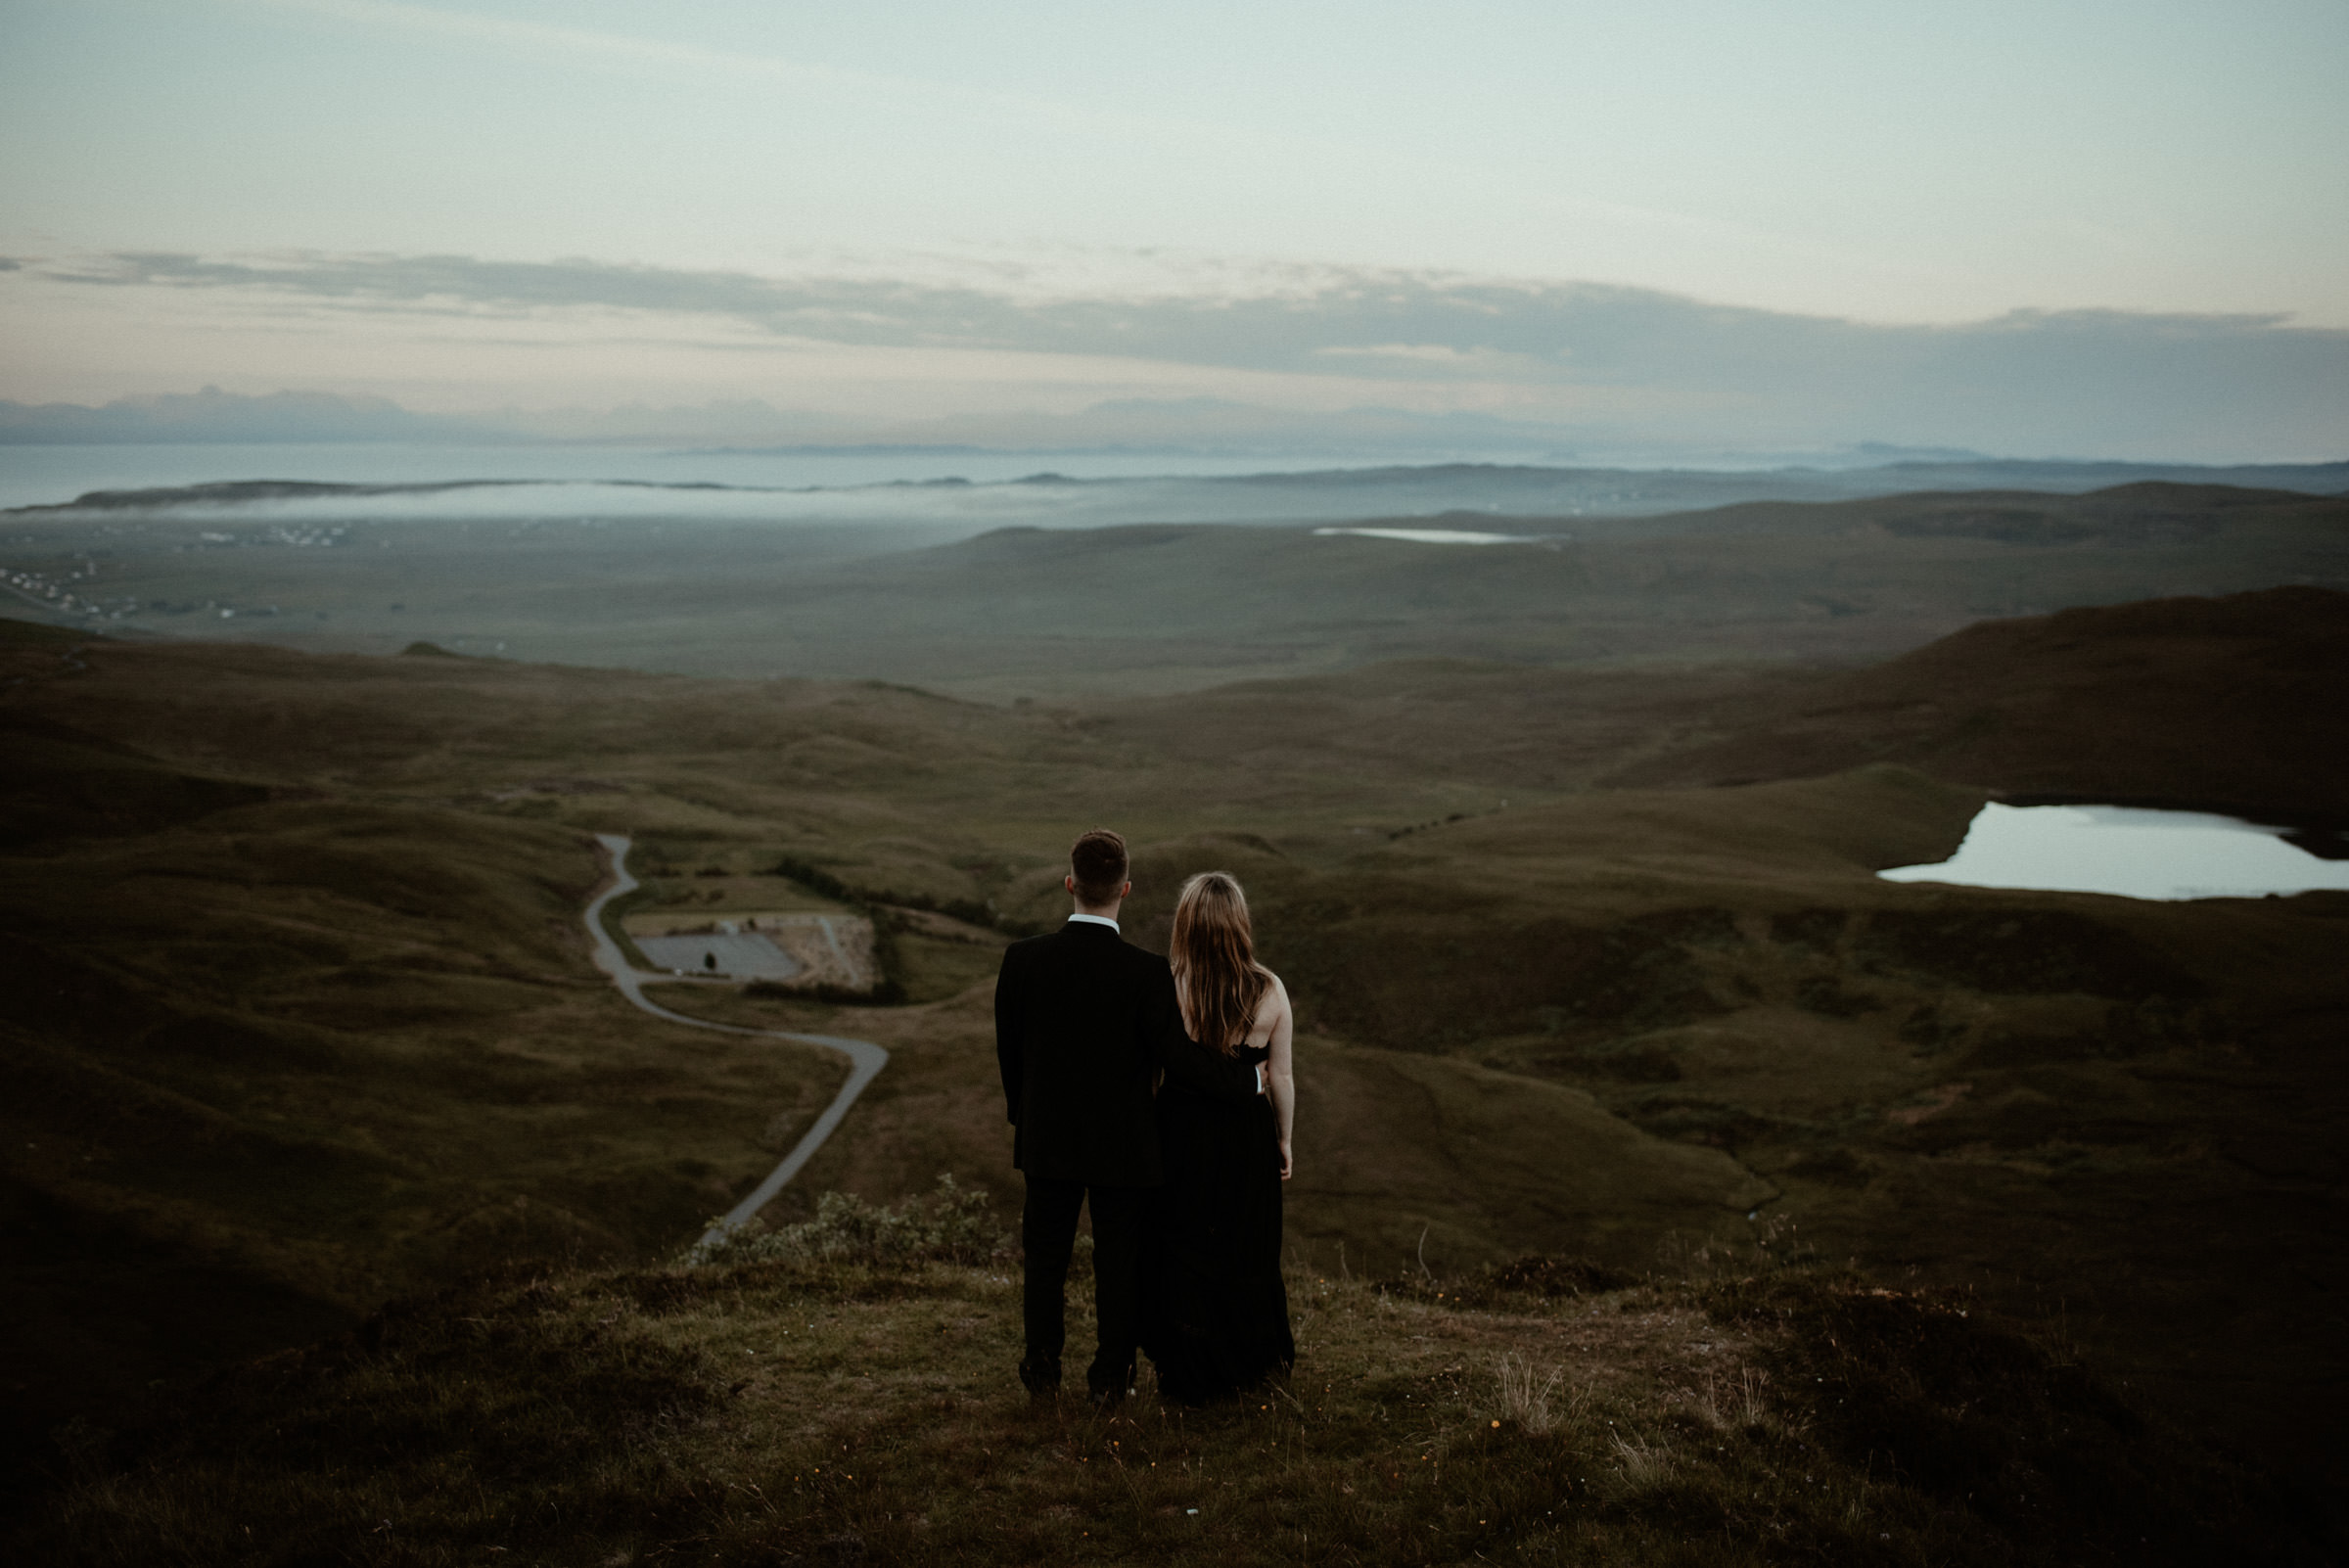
[584,833,889,1250]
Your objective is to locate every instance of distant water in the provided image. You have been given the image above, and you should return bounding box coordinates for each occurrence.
[15,441,2342,533]
[1880,804,2349,900]
[1312,526,1547,545]
[0,442,1384,514]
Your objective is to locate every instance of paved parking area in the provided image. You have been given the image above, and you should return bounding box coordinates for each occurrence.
[636,932,804,980]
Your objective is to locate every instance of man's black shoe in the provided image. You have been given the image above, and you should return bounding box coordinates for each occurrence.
[1018,1356,1061,1395]
[1086,1362,1135,1408]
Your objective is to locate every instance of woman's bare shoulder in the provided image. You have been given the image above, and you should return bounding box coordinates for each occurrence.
[1255,967,1292,1012]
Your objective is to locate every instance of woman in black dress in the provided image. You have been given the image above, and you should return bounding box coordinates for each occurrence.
[1142,871,1297,1403]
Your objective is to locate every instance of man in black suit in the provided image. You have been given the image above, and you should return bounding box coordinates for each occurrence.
[995,827,1264,1404]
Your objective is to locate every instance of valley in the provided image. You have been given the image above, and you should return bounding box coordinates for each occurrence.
[5,481,2345,698]
[1,481,2344,1555]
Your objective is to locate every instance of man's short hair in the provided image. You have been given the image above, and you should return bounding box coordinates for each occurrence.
[1070,828,1129,905]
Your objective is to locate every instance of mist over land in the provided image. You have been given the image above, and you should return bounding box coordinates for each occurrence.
[7,463,2343,699]
[14,450,2349,521]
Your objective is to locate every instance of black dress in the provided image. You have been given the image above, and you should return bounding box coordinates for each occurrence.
[1141,1041,1297,1402]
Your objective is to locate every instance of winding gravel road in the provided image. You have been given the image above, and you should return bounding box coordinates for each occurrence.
[584,833,889,1249]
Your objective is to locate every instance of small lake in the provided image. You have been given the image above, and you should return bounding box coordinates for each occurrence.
[1879,804,2349,901]
[1311,526,1543,545]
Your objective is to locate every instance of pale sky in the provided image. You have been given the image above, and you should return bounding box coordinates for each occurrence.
[3,0,2345,457]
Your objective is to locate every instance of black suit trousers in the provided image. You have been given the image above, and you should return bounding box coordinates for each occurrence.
[1023,1176,1146,1393]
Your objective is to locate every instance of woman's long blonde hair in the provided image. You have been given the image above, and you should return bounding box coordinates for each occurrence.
[1170,871,1271,1055]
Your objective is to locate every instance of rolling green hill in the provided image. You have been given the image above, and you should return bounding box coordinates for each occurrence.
[5,481,2343,698]
[1611,583,2349,823]
[2,578,2344,1542]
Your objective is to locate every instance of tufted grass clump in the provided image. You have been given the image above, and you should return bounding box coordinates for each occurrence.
[690,1174,1009,1268]
[1493,1352,1574,1435]
[1605,1428,1676,1493]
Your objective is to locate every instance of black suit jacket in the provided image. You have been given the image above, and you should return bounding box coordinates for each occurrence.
[995,919,1263,1187]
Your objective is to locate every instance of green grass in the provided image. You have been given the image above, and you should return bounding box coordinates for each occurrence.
[10,1210,2316,1565]
[0,785,852,1487]
[10,483,2343,700]
[4,582,2346,1540]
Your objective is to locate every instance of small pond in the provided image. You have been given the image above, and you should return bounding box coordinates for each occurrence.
[1878,803,2349,901]
[1312,526,1541,545]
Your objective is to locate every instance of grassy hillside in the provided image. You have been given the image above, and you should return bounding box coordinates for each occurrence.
[1612,583,2349,823]
[5,482,2343,698]
[0,627,868,1489]
[3,584,2345,1541]
[10,1231,2320,1565]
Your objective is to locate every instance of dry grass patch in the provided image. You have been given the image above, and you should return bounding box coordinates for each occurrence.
[9,1227,2317,1566]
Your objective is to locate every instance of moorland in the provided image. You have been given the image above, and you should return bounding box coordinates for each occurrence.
[7,479,2348,696]
[1,477,2345,1562]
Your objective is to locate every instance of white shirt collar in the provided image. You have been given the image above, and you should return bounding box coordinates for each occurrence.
[1066,912,1121,931]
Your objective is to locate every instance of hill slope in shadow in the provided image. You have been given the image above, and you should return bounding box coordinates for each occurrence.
[1608,584,2349,825]
[1,583,2344,1528]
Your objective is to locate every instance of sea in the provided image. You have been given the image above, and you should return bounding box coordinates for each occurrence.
[0,442,1409,515]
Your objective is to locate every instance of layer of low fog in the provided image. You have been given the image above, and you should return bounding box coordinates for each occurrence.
[14,456,2348,538]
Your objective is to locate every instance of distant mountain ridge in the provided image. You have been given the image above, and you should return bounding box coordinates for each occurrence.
[5,389,2345,494]
[0,387,506,444]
